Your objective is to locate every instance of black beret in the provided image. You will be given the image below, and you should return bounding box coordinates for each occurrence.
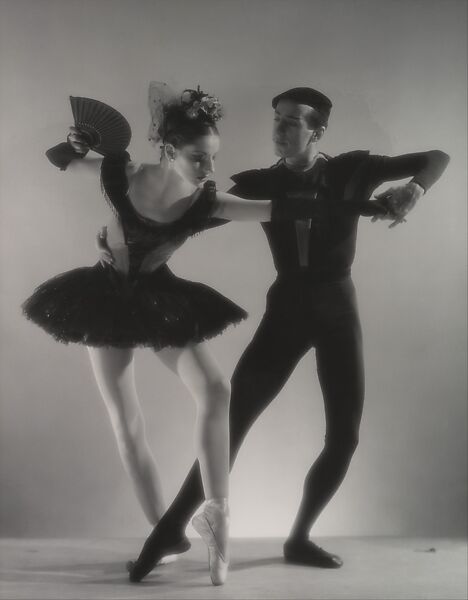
[272,87,332,120]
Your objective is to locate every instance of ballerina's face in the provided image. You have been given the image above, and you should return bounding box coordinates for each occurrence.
[170,133,220,187]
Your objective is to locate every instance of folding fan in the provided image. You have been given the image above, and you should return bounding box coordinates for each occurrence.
[70,96,131,155]
[46,96,132,170]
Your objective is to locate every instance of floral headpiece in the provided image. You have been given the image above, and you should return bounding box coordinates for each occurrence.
[180,86,224,121]
[148,81,223,146]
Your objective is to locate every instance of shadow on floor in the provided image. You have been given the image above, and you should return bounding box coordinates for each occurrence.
[17,555,286,587]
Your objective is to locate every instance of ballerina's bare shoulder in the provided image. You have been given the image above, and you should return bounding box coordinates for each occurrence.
[125,162,202,224]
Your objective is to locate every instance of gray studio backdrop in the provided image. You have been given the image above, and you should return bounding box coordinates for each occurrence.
[1,0,466,539]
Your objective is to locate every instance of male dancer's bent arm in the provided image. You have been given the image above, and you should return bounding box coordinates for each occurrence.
[367,150,450,192]
[366,150,450,224]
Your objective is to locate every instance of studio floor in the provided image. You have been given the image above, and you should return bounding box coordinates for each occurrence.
[0,537,466,600]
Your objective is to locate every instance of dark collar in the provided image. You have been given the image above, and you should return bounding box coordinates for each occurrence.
[279,152,329,174]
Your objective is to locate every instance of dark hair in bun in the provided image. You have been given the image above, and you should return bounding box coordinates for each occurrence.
[160,87,223,148]
[160,104,219,148]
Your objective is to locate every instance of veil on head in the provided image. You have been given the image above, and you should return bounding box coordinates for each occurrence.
[147,81,178,146]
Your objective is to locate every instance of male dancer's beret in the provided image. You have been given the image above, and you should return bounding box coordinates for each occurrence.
[272,87,332,121]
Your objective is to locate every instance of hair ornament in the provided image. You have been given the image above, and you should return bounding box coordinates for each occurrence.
[148,82,223,146]
[180,86,224,121]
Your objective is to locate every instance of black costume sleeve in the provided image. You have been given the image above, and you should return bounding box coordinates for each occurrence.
[230,169,273,200]
[230,167,387,221]
[364,150,450,193]
[270,193,388,220]
[45,142,87,170]
[186,180,230,235]
[191,181,253,232]
[100,153,132,220]
[226,183,243,197]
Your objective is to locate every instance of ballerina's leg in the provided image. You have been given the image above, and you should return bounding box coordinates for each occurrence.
[87,346,166,525]
[157,342,230,585]
[158,342,230,501]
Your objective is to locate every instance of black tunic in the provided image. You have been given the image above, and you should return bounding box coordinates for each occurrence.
[229,150,449,281]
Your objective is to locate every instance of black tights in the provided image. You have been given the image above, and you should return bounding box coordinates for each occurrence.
[158,277,365,540]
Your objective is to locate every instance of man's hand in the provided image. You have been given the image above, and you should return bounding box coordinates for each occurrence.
[371,182,424,228]
[67,126,91,156]
[96,226,115,266]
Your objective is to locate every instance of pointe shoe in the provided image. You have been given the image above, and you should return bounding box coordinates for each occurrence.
[192,499,229,586]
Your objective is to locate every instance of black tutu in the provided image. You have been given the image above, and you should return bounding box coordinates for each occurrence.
[22,263,247,350]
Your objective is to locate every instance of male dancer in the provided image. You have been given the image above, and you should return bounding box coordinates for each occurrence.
[92,88,449,580]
